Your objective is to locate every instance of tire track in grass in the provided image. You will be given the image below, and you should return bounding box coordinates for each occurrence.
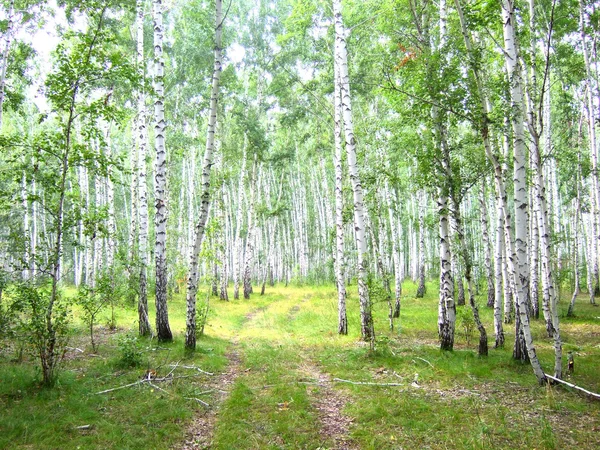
[300,360,359,450]
[288,295,358,449]
[179,307,265,449]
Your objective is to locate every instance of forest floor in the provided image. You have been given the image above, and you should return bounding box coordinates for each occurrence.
[1,282,600,449]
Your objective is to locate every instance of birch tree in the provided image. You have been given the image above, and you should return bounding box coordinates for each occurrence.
[136,0,151,337]
[454,0,546,382]
[333,58,347,334]
[333,0,374,347]
[153,0,172,341]
[185,0,223,350]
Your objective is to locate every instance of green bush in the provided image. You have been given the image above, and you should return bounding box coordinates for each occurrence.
[115,334,144,368]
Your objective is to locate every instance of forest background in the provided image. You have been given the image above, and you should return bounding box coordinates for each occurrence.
[1,0,600,448]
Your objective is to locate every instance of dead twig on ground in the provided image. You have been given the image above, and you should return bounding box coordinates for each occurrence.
[333,377,404,387]
[185,397,211,407]
[169,364,214,376]
[545,374,600,400]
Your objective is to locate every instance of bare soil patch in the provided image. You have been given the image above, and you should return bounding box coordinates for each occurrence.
[300,362,359,450]
[179,347,243,450]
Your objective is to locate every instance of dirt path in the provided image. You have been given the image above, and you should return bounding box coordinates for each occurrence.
[179,345,242,450]
[291,295,358,449]
[300,360,359,450]
[181,298,359,450]
[179,307,264,449]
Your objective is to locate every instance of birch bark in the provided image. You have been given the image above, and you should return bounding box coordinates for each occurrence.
[0,0,15,128]
[333,60,347,334]
[454,0,546,382]
[153,0,172,341]
[136,0,151,336]
[502,0,530,318]
[416,190,427,298]
[185,0,222,349]
[333,0,374,347]
[479,181,495,308]
[580,0,600,301]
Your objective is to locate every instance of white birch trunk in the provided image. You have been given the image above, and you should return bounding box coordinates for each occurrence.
[494,190,505,348]
[0,0,15,128]
[333,59,347,334]
[454,0,546,382]
[185,0,222,349]
[580,0,600,299]
[243,154,258,299]
[480,181,495,308]
[333,0,374,346]
[416,190,426,298]
[153,0,172,341]
[386,184,402,320]
[502,0,530,322]
[21,171,30,279]
[233,141,247,300]
[136,0,152,336]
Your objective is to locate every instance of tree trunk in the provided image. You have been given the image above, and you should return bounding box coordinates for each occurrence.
[333,59,347,334]
[333,0,374,348]
[479,181,495,308]
[387,184,402,320]
[0,0,15,128]
[153,0,172,342]
[416,191,427,298]
[185,0,222,350]
[438,193,455,351]
[494,191,505,348]
[568,182,581,318]
[502,0,530,345]
[580,0,599,305]
[135,0,152,337]
[243,154,258,300]
[454,0,546,383]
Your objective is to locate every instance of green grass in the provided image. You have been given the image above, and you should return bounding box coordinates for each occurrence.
[1,281,600,449]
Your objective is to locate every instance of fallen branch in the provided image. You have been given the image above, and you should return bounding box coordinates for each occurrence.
[169,364,214,376]
[414,357,434,368]
[66,346,84,353]
[93,380,143,395]
[545,374,600,400]
[147,381,171,395]
[185,396,210,407]
[333,378,404,387]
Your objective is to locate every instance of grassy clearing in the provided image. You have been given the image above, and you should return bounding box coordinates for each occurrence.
[1,281,600,449]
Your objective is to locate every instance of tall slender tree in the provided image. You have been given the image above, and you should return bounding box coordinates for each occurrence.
[153,0,172,341]
[333,0,374,347]
[185,0,223,350]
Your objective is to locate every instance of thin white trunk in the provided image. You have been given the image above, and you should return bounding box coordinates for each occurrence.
[185,0,222,349]
[153,0,172,341]
[333,59,347,334]
[494,189,505,347]
[21,171,30,279]
[243,154,258,299]
[386,183,402,320]
[136,0,151,337]
[0,0,15,128]
[479,181,495,308]
[454,0,546,382]
[580,0,600,298]
[502,0,530,321]
[333,0,374,346]
[416,190,426,298]
[233,140,247,299]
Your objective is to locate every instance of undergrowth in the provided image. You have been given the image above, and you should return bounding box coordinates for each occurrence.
[1,281,599,449]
